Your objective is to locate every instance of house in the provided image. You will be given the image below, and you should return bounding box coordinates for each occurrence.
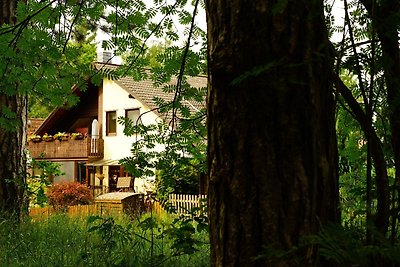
[27,63,207,195]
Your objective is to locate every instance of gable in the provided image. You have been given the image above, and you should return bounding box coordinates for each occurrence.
[35,83,99,135]
[35,63,207,135]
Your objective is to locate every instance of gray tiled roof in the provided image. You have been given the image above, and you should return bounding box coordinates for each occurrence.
[95,63,207,121]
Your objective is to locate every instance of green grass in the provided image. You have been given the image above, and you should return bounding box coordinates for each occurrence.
[0,213,210,267]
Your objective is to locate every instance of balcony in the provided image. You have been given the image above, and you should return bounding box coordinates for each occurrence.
[28,138,104,160]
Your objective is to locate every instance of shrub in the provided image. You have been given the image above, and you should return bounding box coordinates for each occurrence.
[47,182,92,211]
[27,159,64,207]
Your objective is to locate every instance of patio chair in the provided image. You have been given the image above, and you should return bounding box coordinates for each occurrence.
[116,176,133,192]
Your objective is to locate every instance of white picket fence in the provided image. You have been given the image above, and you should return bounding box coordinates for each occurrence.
[168,194,207,216]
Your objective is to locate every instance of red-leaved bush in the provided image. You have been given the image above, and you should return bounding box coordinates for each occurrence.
[47,182,92,211]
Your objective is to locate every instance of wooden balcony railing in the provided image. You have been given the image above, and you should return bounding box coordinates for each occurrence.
[87,138,104,160]
[28,138,104,160]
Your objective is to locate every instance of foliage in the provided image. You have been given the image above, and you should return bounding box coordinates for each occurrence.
[255,223,400,266]
[117,9,208,195]
[26,158,64,207]
[42,133,53,141]
[28,97,54,119]
[336,71,369,229]
[106,0,207,199]
[71,132,84,139]
[53,132,69,141]
[47,182,92,211]
[158,197,208,256]
[0,213,209,267]
[86,216,134,266]
[27,133,41,142]
[330,0,398,239]
[26,17,97,119]
[308,224,400,266]
[86,209,209,266]
[0,1,104,130]
[85,197,209,266]
[119,112,207,200]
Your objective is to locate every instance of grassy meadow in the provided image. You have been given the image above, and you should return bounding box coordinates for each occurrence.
[0,212,209,267]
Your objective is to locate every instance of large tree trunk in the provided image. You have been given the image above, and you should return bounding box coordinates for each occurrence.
[0,95,27,218]
[0,0,18,25]
[0,0,27,219]
[206,1,339,266]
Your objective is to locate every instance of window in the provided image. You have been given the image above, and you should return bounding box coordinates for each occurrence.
[106,111,117,136]
[125,108,142,125]
[76,161,86,184]
[54,161,75,184]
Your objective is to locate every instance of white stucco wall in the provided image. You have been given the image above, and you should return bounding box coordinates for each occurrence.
[101,79,161,161]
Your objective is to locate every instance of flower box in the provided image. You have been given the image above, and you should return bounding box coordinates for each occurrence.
[31,137,42,143]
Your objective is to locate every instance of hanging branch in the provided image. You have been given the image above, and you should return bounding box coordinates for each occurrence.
[62,0,85,53]
[343,0,369,107]
[119,0,181,77]
[365,0,376,243]
[170,0,200,132]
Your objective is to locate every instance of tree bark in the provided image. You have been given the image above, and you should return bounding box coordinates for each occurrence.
[206,1,339,266]
[0,0,27,219]
[0,0,18,25]
[0,95,27,219]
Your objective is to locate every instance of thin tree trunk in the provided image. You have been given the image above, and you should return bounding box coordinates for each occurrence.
[333,73,389,235]
[206,1,339,266]
[0,0,27,219]
[360,0,399,235]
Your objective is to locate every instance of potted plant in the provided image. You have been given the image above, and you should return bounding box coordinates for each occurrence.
[53,132,62,141]
[53,132,69,141]
[42,133,53,142]
[71,132,84,140]
[61,133,70,141]
[29,134,41,143]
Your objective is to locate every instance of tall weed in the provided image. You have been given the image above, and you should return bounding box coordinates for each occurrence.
[0,211,209,267]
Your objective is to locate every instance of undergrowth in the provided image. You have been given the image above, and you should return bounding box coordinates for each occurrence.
[255,223,400,267]
[0,212,209,267]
